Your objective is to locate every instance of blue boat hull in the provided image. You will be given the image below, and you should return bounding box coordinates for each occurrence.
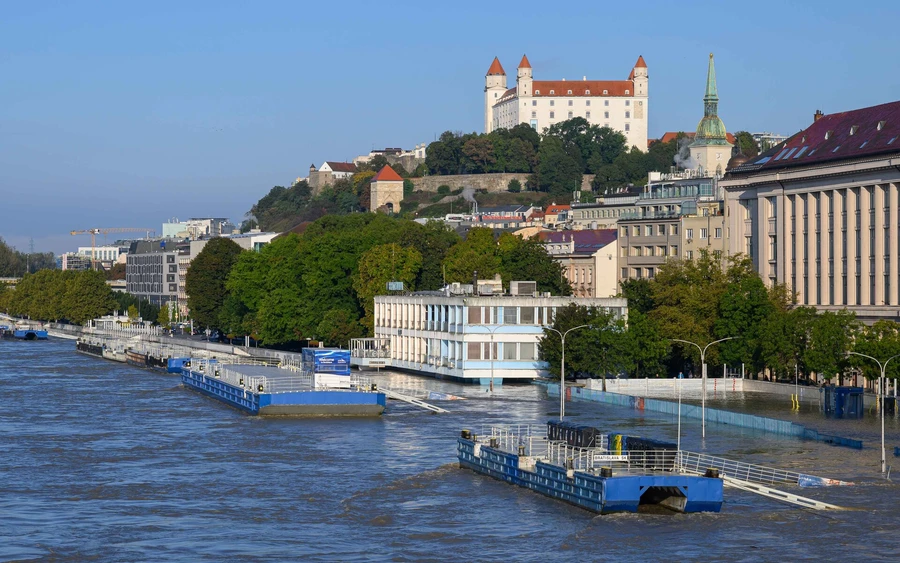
[13,329,48,340]
[181,368,386,417]
[457,438,722,514]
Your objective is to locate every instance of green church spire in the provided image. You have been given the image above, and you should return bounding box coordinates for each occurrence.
[693,52,729,146]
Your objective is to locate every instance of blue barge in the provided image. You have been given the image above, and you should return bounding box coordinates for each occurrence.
[180,357,386,417]
[458,424,723,514]
[1,324,48,340]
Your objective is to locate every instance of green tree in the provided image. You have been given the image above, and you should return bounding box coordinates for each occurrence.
[536,136,582,196]
[316,309,366,347]
[442,227,500,284]
[625,309,669,378]
[539,304,630,380]
[733,131,760,158]
[507,179,522,193]
[127,304,139,320]
[353,243,423,330]
[715,255,772,373]
[852,320,900,381]
[185,237,243,331]
[804,310,860,382]
[399,221,460,290]
[157,303,171,328]
[462,137,496,173]
[619,278,654,315]
[497,233,570,295]
[62,270,117,324]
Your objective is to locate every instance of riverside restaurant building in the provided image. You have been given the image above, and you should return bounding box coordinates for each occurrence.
[371,284,627,383]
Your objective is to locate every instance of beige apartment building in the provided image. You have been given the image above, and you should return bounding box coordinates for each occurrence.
[722,101,900,322]
[539,230,619,297]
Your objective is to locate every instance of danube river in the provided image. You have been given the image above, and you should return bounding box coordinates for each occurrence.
[1,339,898,562]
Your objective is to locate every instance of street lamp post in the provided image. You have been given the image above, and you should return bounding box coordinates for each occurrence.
[847,351,900,476]
[478,324,503,393]
[545,324,591,420]
[672,337,737,439]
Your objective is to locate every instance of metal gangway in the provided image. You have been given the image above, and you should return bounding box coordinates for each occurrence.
[676,450,848,511]
[381,387,448,413]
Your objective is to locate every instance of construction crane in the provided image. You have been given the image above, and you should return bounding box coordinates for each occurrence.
[70,228,156,270]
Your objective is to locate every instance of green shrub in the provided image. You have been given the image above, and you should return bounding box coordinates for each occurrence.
[403,179,414,197]
[507,179,522,193]
[437,185,451,195]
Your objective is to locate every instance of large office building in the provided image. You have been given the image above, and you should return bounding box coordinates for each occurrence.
[484,54,649,151]
[722,101,900,322]
[125,240,180,307]
[373,289,627,383]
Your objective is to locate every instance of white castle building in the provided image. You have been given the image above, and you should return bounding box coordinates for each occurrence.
[484,54,649,151]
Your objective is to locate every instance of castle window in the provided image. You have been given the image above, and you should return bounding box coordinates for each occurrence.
[585,91,590,96]
[532,100,537,106]
[568,100,573,106]
[535,90,540,95]
[568,111,573,118]
[625,111,630,118]
[604,111,609,118]
[625,90,630,95]
[625,123,630,132]
[586,112,591,119]
[567,90,572,95]
[638,101,643,106]
[625,100,630,106]
[550,112,555,119]
[603,90,608,95]
[550,100,555,106]
[604,100,609,106]
[531,111,536,118]
[586,100,590,106]
[549,90,555,95]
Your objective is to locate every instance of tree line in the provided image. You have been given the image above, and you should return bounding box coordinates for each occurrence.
[185,216,570,347]
[541,250,900,383]
[0,237,56,277]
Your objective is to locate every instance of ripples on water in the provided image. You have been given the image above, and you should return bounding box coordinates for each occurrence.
[1,340,899,562]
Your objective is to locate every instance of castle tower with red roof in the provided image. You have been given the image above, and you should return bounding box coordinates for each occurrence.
[370,165,404,214]
[483,54,649,151]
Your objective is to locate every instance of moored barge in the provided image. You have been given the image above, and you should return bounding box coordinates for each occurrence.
[458,423,723,514]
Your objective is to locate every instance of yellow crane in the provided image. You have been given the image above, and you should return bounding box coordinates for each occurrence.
[70,228,156,269]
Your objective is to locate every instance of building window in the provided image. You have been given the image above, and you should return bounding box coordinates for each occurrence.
[503,343,517,360]
[658,225,665,235]
[550,112,555,119]
[568,111,573,118]
[686,250,694,259]
[621,268,628,278]
[700,228,708,239]
[535,90,540,95]
[467,342,482,360]
[625,124,630,132]
[586,99,591,106]
[633,226,640,236]
[686,228,694,239]
[531,111,536,118]
[550,97,555,103]
[670,224,678,235]
[532,100,537,106]
[625,111,630,118]
[670,245,678,256]
[647,267,655,279]
[714,227,722,238]
[520,342,536,360]
[625,90,630,95]
[586,111,591,119]
[520,307,535,324]
[568,99,573,105]
[644,225,652,236]
[620,226,628,237]
[603,91,608,97]
[604,111,609,119]
[467,307,482,324]
[626,100,630,106]
[504,307,518,324]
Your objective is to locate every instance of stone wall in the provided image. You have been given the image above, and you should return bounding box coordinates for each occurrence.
[410,173,595,194]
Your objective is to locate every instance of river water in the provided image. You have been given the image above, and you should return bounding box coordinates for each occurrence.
[1,339,898,562]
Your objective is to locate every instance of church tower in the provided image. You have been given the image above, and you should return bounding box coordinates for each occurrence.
[690,53,732,176]
[485,57,507,133]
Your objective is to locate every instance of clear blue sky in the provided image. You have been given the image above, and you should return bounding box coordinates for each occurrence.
[2,0,899,254]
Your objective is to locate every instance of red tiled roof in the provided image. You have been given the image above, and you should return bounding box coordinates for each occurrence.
[325,161,357,173]
[518,54,532,69]
[634,55,647,68]
[497,87,517,102]
[372,165,403,182]
[532,80,633,97]
[729,100,900,174]
[487,57,506,76]
[545,204,571,214]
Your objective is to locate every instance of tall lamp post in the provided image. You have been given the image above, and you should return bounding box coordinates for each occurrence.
[847,351,899,476]
[672,336,737,439]
[477,324,503,393]
[545,324,591,420]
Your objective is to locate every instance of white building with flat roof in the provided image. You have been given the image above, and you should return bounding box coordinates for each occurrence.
[485,54,648,151]
[372,292,628,383]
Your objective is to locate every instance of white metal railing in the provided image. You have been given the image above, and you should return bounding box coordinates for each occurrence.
[674,450,853,486]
